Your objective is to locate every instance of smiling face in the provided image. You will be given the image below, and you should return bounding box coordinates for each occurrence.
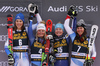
[37,29,45,38]
[55,28,63,37]
[77,27,85,35]
[15,19,23,30]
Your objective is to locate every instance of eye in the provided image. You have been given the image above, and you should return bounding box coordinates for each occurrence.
[59,29,61,30]
[20,20,22,22]
[38,30,41,32]
[56,28,59,30]
[42,30,45,32]
[16,20,18,22]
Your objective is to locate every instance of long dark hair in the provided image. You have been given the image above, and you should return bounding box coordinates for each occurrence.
[13,22,25,31]
[75,29,87,43]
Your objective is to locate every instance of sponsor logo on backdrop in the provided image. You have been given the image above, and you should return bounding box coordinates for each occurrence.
[0,50,5,53]
[0,23,7,26]
[0,6,28,12]
[0,23,28,27]
[0,35,8,41]
[48,5,99,12]
[0,61,8,66]
[48,6,67,12]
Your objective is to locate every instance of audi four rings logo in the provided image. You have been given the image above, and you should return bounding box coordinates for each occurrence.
[0,50,5,53]
[0,23,28,27]
[0,6,28,12]
[0,35,8,41]
[0,61,8,66]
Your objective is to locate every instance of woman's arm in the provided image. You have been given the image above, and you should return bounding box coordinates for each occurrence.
[64,15,74,35]
[36,13,42,24]
[64,15,76,42]
[28,20,35,46]
[31,13,42,30]
[71,17,77,32]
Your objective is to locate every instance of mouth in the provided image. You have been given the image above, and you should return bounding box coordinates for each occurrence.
[38,33,44,37]
[78,32,82,35]
[17,25,21,27]
[56,32,62,36]
[57,33,61,35]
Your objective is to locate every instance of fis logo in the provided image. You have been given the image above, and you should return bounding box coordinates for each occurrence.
[0,6,28,12]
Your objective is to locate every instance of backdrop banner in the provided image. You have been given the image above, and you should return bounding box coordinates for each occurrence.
[0,0,99,66]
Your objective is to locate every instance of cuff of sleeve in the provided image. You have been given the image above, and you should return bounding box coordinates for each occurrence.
[66,15,71,19]
[91,57,96,60]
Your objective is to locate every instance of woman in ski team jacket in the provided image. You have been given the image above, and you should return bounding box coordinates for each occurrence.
[4,10,42,66]
[28,3,53,66]
[64,7,96,66]
[53,22,70,66]
[5,13,31,66]
[28,20,47,66]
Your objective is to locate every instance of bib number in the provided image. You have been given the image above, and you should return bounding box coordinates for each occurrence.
[19,39,22,46]
[38,49,42,54]
[77,46,81,52]
[57,47,63,53]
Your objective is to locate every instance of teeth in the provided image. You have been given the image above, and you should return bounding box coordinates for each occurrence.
[57,32,61,34]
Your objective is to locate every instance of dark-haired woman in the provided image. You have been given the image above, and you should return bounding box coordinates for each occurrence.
[64,12,96,66]
[4,12,42,66]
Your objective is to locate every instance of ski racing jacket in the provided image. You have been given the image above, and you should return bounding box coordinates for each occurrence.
[53,34,70,60]
[64,15,96,60]
[53,17,77,60]
[4,13,42,55]
[28,13,46,61]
